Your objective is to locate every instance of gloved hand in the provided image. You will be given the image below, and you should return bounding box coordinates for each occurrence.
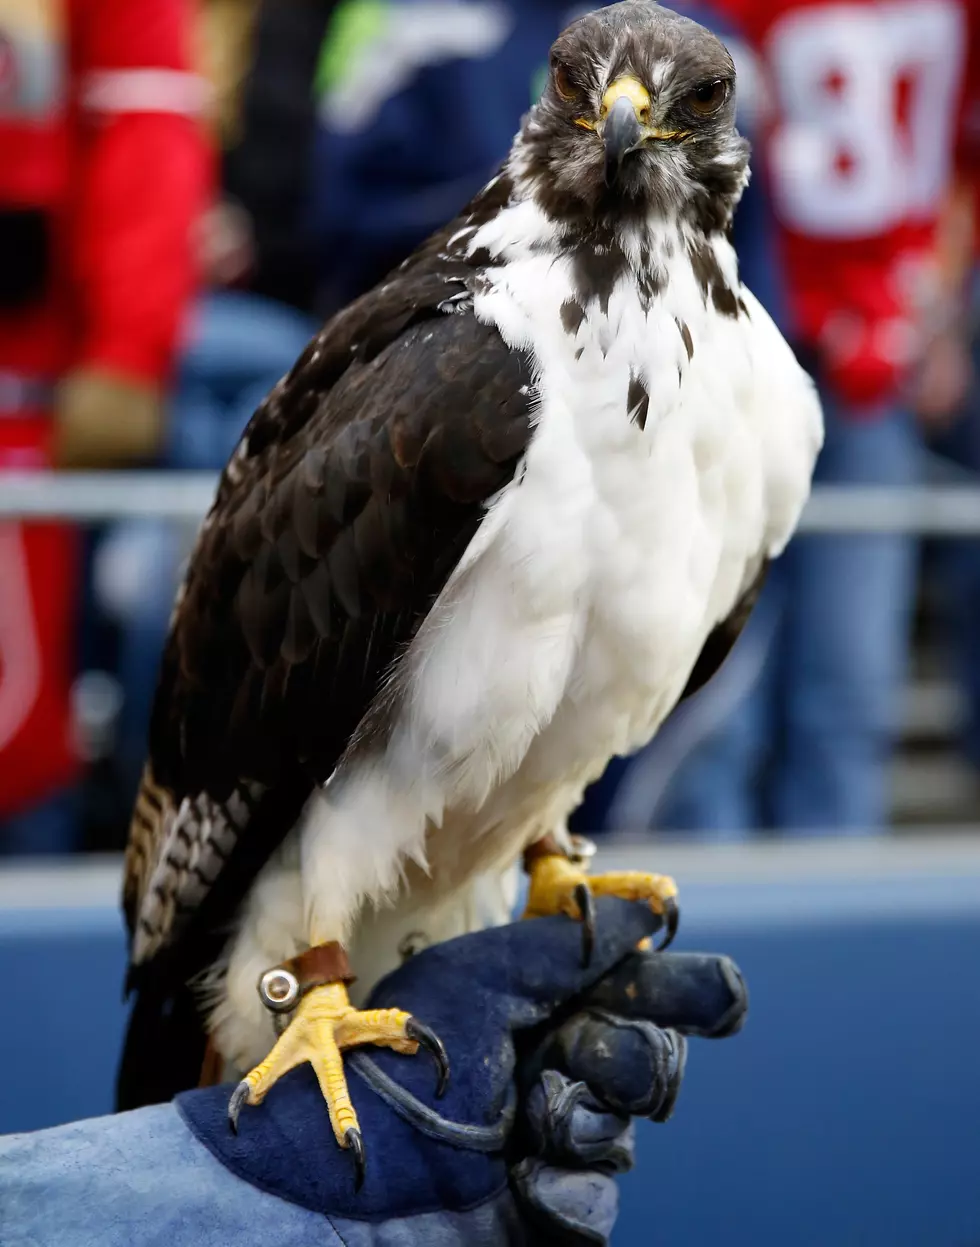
[53,367,165,469]
[512,937,746,1243]
[0,900,747,1247]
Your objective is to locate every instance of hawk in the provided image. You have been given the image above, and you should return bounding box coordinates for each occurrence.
[119,0,822,1185]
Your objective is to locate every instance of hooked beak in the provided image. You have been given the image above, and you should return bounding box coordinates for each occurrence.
[600,76,651,184]
[597,75,690,184]
[603,95,644,183]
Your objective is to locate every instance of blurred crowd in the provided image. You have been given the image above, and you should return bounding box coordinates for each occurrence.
[1,0,979,855]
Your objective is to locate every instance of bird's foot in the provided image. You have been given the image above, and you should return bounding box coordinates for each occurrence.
[523,837,679,965]
[228,950,448,1191]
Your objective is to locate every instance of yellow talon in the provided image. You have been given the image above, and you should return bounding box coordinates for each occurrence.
[228,979,449,1191]
[589,869,679,909]
[233,983,383,1141]
[523,853,593,921]
[523,846,679,961]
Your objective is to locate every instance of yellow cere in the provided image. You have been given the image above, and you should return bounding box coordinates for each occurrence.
[600,75,652,121]
[580,75,690,141]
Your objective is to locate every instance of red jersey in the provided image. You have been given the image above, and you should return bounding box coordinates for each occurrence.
[0,0,211,818]
[0,0,211,397]
[719,0,979,407]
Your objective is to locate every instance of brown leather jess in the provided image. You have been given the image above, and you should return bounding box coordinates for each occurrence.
[522,833,563,868]
[197,942,357,1088]
[279,941,357,994]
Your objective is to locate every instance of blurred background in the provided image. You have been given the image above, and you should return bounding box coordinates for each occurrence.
[1,0,979,1243]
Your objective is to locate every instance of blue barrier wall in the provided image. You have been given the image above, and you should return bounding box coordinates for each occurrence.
[2,840,979,1246]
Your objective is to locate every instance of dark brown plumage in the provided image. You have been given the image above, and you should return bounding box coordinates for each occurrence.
[679,561,768,701]
[118,181,534,1107]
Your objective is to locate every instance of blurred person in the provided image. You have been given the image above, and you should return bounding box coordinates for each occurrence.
[220,0,342,314]
[0,0,211,853]
[166,0,330,473]
[918,169,980,785]
[604,0,980,837]
[102,0,329,807]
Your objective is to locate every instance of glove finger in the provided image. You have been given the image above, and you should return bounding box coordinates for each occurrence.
[512,1157,619,1246]
[357,900,661,1128]
[539,1010,687,1121]
[367,898,662,1058]
[524,1069,634,1171]
[582,950,748,1037]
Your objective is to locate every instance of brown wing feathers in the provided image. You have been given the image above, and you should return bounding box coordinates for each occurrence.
[124,273,534,986]
[678,560,768,703]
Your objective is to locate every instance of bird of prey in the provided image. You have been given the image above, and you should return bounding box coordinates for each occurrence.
[119,0,822,1185]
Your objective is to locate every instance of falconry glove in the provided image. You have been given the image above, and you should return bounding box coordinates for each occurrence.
[0,899,747,1247]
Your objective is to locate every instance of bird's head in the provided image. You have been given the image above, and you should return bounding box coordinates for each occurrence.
[515,2,748,231]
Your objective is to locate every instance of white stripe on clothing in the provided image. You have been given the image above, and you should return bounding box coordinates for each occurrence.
[80,70,211,118]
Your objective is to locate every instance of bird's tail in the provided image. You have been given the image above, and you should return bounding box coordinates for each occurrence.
[115,978,208,1111]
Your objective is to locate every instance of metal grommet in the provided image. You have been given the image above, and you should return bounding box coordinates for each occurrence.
[398,930,430,962]
[567,834,597,867]
[258,967,300,1014]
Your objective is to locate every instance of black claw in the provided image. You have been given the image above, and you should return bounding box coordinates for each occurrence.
[345,1127,366,1191]
[227,1081,249,1135]
[574,882,596,967]
[656,897,680,951]
[406,1017,450,1097]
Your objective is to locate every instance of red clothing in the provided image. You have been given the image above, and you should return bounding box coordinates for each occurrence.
[0,0,211,388]
[0,0,211,817]
[720,0,979,407]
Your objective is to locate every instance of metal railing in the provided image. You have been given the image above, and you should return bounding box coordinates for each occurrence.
[0,472,216,523]
[4,472,980,533]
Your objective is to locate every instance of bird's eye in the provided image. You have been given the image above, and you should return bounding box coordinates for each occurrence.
[553,61,579,102]
[685,78,728,116]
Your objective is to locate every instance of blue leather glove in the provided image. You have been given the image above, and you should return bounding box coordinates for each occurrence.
[0,900,747,1247]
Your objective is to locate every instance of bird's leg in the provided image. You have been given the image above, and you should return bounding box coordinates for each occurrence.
[228,940,448,1190]
[522,833,679,964]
